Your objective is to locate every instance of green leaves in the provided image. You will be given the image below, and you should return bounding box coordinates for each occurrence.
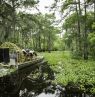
[61,0,74,12]
[23,0,39,7]
[88,32,95,45]
[63,12,77,29]
[92,22,95,30]
[40,51,95,94]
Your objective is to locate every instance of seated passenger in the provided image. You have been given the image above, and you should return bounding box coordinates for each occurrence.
[22,49,27,56]
[22,49,37,61]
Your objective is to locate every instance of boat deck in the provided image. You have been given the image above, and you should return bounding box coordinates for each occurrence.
[0,56,44,78]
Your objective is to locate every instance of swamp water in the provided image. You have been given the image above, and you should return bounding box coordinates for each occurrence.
[0,77,94,97]
[16,78,93,97]
[18,78,64,97]
[0,65,94,97]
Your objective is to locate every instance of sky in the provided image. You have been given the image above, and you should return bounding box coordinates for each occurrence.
[18,0,62,27]
[38,0,62,20]
[38,0,54,14]
[18,0,61,20]
[17,0,62,24]
[18,0,54,14]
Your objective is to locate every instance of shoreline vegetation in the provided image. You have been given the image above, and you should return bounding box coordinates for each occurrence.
[39,51,95,95]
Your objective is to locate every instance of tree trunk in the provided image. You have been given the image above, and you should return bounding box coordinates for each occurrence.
[83,1,88,60]
[12,0,16,43]
[48,32,51,53]
[35,35,38,50]
[38,32,41,51]
[32,37,35,50]
[94,0,95,21]
[43,34,46,51]
[76,0,82,55]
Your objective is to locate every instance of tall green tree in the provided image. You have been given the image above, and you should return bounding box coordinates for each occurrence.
[0,0,38,44]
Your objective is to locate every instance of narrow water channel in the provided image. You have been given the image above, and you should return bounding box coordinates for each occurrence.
[18,78,64,97]
[0,64,94,97]
[17,78,93,97]
[0,76,94,97]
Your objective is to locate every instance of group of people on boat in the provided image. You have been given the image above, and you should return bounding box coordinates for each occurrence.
[9,49,37,65]
[22,49,37,61]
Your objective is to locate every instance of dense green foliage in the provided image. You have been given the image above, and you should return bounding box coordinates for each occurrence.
[0,0,60,52]
[40,51,95,94]
[59,0,95,60]
[0,42,22,52]
[0,0,95,95]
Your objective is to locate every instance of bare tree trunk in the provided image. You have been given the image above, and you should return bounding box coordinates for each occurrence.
[75,0,82,55]
[32,37,35,50]
[48,32,51,53]
[35,35,38,50]
[94,0,95,21]
[75,5,79,52]
[12,0,16,43]
[83,1,88,60]
[38,32,41,51]
[43,34,46,51]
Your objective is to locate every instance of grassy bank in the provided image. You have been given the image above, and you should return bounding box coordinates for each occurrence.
[39,51,95,94]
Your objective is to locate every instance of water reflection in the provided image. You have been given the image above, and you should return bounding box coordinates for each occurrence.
[19,78,94,97]
[0,77,93,97]
[0,68,94,97]
[38,93,55,97]
[19,78,64,97]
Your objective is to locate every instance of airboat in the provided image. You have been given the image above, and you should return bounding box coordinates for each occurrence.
[0,42,54,95]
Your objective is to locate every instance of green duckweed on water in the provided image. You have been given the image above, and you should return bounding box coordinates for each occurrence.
[39,51,95,94]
